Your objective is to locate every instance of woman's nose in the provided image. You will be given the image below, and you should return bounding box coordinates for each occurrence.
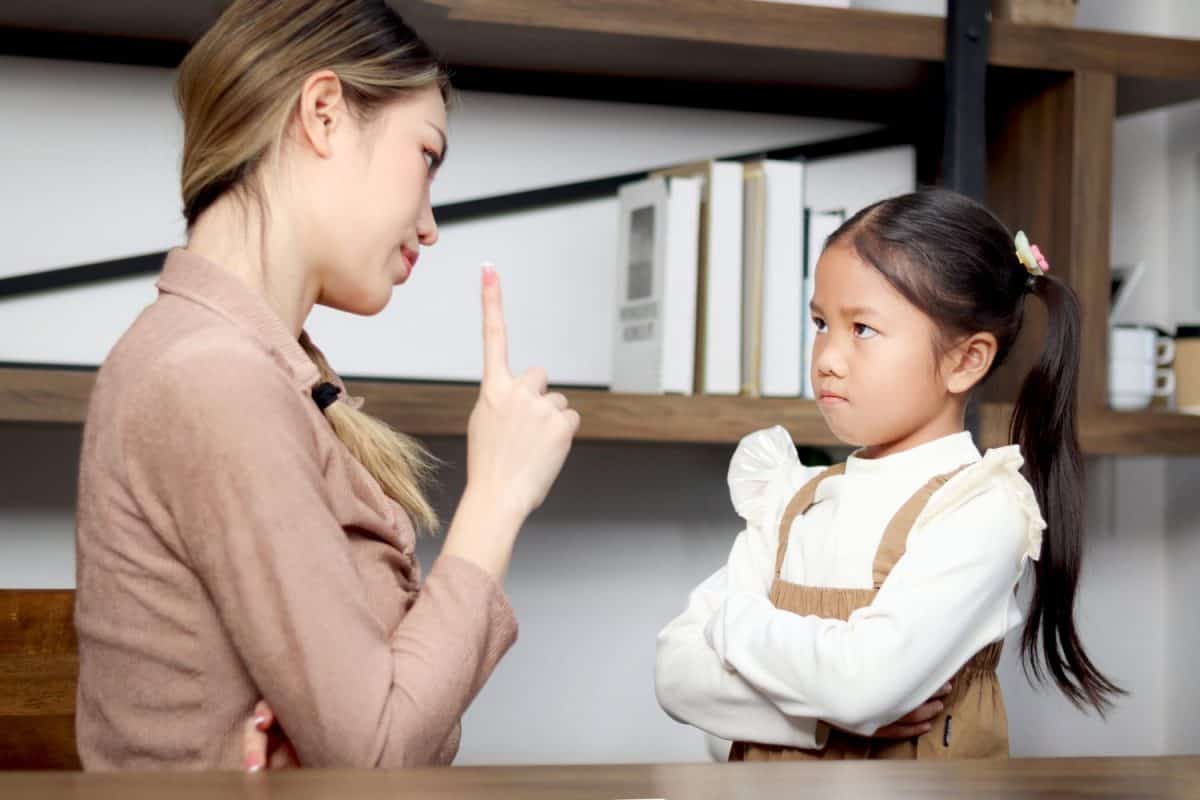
[417,199,439,246]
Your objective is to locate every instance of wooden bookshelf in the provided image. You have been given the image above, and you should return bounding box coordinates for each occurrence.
[5,366,1199,455]
[3,1,1200,454]
[397,0,1200,116]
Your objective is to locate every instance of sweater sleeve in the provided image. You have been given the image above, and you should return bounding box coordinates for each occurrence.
[654,427,827,749]
[123,340,517,767]
[704,453,1042,736]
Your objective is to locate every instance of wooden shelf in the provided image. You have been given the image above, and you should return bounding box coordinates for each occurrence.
[5,366,1199,455]
[4,3,1199,457]
[1077,409,1200,456]
[0,366,843,446]
[5,2,1200,116]
[395,0,1200,116]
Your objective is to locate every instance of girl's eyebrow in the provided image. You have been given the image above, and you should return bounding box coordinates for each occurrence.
[809,300,882,318]
[839,304,882,317]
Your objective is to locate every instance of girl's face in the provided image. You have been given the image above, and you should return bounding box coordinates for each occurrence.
[301,84,447,316]
[810,240,967,458]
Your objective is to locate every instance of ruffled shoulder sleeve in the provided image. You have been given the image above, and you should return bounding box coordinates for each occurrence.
[727,426,823,530]
[915,445,1046,562]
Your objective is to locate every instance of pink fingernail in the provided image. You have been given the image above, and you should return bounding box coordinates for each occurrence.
[254,714,268,731]
[245,754,264,772]
[481,263,497,286]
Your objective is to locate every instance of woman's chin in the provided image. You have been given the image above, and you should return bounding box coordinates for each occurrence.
[319,285,393,317]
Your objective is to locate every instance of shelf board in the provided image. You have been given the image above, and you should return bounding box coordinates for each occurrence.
[5,2,1199,116]
[1077,409,1200,456]
[0,366,843,446]
[398,1,1200,116]
[4,365,1199,455]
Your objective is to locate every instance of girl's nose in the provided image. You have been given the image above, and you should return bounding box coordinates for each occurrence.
[814,338,848,378]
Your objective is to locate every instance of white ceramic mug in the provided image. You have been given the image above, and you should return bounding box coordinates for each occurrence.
[1110,324,1174,366]
[1108,360,1175,411]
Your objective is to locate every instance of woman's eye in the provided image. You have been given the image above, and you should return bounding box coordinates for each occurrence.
[422,149,442,175]
[853,323,878,339]
[812,317,827,333]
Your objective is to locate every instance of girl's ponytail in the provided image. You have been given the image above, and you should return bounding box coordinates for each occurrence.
[831,190,1123,714]
[1011,274,1124,713]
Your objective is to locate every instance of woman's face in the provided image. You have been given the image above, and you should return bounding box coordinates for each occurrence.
[302,84,447,316]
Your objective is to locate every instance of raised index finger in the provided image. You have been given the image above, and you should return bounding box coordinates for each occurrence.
[481,264,510,381]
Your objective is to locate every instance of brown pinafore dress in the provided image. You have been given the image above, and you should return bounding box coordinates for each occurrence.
[728,463,1008,762]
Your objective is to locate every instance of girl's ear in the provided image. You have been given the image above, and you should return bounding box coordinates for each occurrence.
[944,332,998,395]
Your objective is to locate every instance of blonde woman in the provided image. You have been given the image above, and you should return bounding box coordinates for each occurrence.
[74,0,578,770]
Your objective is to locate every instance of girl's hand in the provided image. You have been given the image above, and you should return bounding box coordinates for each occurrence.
[242,700,301,771]
[872,682,952,740]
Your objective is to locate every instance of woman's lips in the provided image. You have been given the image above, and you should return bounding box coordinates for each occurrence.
[401,247,419,273]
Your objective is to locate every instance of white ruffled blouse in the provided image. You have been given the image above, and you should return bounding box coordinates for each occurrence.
[655,426,1045,749]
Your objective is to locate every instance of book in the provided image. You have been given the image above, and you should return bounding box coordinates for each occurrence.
[611,175,703,394]
[654,161,744,395]
[742,160,805,397]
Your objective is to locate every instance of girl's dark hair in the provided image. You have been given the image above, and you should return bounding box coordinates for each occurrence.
[827,188,1122,714]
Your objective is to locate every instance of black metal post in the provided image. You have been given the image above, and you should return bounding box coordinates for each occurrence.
[944,0,991,440]
[943,0,990,201]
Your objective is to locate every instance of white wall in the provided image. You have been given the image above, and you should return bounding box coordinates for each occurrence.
[3,0,1200,763]
[0,55,871,385]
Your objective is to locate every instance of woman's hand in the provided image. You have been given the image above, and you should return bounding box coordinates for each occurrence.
[242,700,301,772]
[443,266,580,579]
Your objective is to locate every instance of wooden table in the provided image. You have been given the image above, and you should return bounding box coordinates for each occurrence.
[1,757,1197,799]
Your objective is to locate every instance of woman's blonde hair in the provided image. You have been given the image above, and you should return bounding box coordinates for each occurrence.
[176,0,449,532]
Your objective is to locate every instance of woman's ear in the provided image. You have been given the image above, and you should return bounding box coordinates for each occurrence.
[944,332,998,395]
[296,69,345,159]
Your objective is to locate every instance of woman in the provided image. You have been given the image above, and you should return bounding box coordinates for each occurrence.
[74,0,577,769]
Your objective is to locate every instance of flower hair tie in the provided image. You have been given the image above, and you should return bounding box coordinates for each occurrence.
[1014,230,1050,293]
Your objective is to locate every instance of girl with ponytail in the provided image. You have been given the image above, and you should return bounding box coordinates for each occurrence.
[75,0,579,770]
[657,188,1120,760]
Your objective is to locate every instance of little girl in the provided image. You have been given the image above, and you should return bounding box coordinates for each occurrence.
[655,189,1121,760]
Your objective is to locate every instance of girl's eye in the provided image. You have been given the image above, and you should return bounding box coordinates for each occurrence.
[813,317,827,333]
[853,323,879,339]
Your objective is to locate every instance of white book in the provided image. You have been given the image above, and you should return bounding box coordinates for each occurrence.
[743,160,806,397]
[759,160,805,397]
[662,177,703,394]
[656,161,744,395]
[611,175,702,394]
[804,144,917,220]
[802,210,846,399]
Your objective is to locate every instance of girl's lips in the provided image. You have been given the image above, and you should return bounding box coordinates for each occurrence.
[818,391,848,406]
